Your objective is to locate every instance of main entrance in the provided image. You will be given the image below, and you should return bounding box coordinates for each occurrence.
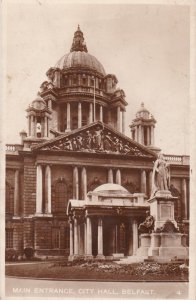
[67,183,148,261]
[103,217,129,256]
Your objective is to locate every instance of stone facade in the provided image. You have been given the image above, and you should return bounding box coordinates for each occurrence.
[5,26,189,260]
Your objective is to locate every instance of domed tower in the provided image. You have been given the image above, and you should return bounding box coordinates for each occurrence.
[26,94,52,139]
[130,103,160,152]
[38,25,127,135]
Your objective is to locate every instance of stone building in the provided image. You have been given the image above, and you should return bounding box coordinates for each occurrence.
[5,26,189,260]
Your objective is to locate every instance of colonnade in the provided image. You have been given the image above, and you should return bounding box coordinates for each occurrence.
[35,165,157,215]
[28,115,49,138]
[64,102,125,133]
[132,125,154,146]
[35,164,189,220]
[69,216,139,259]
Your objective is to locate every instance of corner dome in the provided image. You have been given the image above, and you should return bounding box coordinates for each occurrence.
[30,96,46,110]
[93,183,129,194]
[136,102,150,119]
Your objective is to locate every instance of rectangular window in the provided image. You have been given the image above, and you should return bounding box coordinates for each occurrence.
[6,229,13,248]
[52,227,60,249]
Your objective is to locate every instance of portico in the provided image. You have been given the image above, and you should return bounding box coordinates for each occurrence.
[67,183,148,260]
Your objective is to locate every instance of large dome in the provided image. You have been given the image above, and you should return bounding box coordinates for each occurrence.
[55,51,106,76]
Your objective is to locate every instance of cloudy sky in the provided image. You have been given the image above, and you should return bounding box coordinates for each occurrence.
[4,2,190,154]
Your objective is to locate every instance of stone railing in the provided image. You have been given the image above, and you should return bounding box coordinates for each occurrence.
[64,86,105,97]
[6,144,23,153]
[164,154,189,165]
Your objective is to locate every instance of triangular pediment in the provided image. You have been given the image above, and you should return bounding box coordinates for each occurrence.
[32,121,156,158]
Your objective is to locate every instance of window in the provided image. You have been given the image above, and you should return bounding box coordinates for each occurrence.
[52,179,68,213]
[52,227,60,249]
[6,229,13,248]
[73,76,77,85]
[82,77,87,85]
[82,116,87,126]
[65,227,70,250]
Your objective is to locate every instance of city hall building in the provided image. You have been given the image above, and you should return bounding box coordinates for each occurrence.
[5,26,189,260]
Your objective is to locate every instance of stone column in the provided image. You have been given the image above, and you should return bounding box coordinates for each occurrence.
[132,219,138,255]
[31,116,34,137]
[138,125,142,143]
[84,222,87,254]
[66,102,71,130]
[34,117,37,137]
[44,116,47,137]
[108,168,113,183]
[69,220,74,256]
[78,102,82,128]
[147,127,150,146]
[74,218,79,255]
[81,167,87,200]
[117,106,121,131]
[86,216,92,256]
[149,170,153,197]
[48,99,52,110]
[122,111,125,134]
[141,170,147,194]
[97,218,104,258]
[116,169,121,185]
[28,117,31,136]
[14,169,20,216]
[73,167,79,199]
[45,165,51,214]
[151,126,154,145]
[36,165,43,214]
[89,103,93,124]
[99,105,103,122]
[182,178,188,220]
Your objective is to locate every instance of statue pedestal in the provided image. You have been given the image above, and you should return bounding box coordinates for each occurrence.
[148,190,177,230]
[137,234,151,257]
[146,190,188,261]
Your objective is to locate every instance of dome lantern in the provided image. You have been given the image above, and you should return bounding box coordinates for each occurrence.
[70,25,88,53]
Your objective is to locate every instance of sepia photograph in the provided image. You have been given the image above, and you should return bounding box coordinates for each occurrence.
[1,0,195,299]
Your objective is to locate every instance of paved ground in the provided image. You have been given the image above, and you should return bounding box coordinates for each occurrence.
[5,277,189,299]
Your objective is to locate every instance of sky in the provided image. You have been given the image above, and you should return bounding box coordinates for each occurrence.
[4,2,190,155]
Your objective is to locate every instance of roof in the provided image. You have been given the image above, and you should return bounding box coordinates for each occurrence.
[55,51,106,76]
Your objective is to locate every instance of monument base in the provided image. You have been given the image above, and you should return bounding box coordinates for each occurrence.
[137,234,151,257]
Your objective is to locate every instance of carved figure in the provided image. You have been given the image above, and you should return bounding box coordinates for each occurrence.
[84,131,92,149]
[151,153,170,196]
[92,126,103,149]
[64,138,72,150]
[138,211,154,233]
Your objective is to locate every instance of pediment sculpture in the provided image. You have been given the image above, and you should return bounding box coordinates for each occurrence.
[39,124,153,157]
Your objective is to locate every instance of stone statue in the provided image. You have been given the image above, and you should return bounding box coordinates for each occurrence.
[151,153,170,196]
[138,211,154,233]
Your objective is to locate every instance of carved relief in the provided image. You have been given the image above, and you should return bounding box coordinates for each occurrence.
[41,124,149,157]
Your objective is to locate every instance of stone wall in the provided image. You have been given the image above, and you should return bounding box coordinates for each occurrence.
[23,157,36,215]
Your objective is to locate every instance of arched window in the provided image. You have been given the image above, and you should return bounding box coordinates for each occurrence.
[52,179,68,213]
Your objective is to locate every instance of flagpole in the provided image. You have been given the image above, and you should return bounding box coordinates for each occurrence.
[93,77,96,122]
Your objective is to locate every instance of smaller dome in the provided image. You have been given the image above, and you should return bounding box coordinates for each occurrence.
[30,96,46,110]
[93,183,129,194]
[136,102,150,119]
